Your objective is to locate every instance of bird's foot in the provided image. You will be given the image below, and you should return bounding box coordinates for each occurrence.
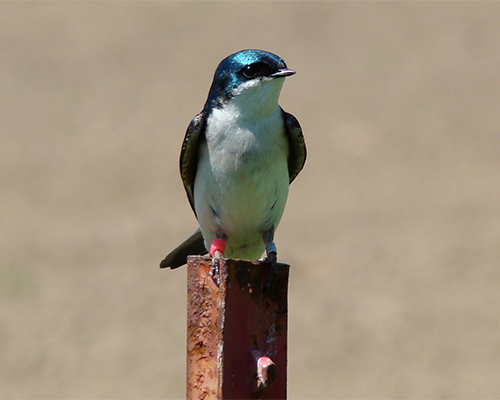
[266,250,277,265]
[210,238,226,286]
[211,251,223,286]
[264,242,278,291]
[264,261,278,291]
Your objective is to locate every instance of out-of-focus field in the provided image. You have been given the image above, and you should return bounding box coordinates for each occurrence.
[2,2,500,398]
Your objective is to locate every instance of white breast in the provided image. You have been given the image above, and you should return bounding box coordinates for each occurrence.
[193,83,290,259]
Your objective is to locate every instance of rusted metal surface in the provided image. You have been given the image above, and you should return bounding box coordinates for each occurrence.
[186,256,221,399]
[186,255,289,399]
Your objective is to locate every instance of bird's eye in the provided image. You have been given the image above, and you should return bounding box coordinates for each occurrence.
[241,65,259,79]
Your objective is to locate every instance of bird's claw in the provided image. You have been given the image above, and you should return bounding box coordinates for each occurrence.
[210,250,224,286]
[266,250,277,265]
[264,251,278,291]
[209,238,226,286]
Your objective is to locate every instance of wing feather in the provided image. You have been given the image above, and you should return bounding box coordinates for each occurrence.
[282,110,307,184]
[179,111,207,214]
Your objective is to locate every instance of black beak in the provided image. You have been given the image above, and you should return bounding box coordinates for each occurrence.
[270,68,296,78]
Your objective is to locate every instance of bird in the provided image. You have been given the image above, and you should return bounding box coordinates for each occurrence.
[160,49,306,270]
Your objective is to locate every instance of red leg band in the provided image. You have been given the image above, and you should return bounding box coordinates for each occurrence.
[210,238,226,256]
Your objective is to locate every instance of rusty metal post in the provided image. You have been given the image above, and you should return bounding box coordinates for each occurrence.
[186,255,289,399]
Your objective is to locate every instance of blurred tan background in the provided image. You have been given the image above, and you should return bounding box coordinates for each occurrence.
[2,2,500,398]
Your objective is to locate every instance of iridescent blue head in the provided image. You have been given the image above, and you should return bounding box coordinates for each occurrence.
[204,49,295,109]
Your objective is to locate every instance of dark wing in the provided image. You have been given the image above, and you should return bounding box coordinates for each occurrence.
[179,111,207,215]
[159,228,207,269]
[159,113,208,269]
[282,109,306,184]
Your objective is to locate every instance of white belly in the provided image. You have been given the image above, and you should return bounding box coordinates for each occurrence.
[193,107,289,259]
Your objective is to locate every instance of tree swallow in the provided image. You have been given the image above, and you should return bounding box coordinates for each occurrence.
[160,49,306,270]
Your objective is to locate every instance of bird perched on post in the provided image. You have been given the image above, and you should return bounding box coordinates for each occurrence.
[160,49,306,270]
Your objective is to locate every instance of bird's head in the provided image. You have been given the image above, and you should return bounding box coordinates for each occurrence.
[205,49,295,112]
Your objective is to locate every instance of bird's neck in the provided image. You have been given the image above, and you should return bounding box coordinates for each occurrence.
[225,78,285,119]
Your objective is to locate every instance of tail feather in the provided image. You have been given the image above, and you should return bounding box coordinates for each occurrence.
[160,229,207,269]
